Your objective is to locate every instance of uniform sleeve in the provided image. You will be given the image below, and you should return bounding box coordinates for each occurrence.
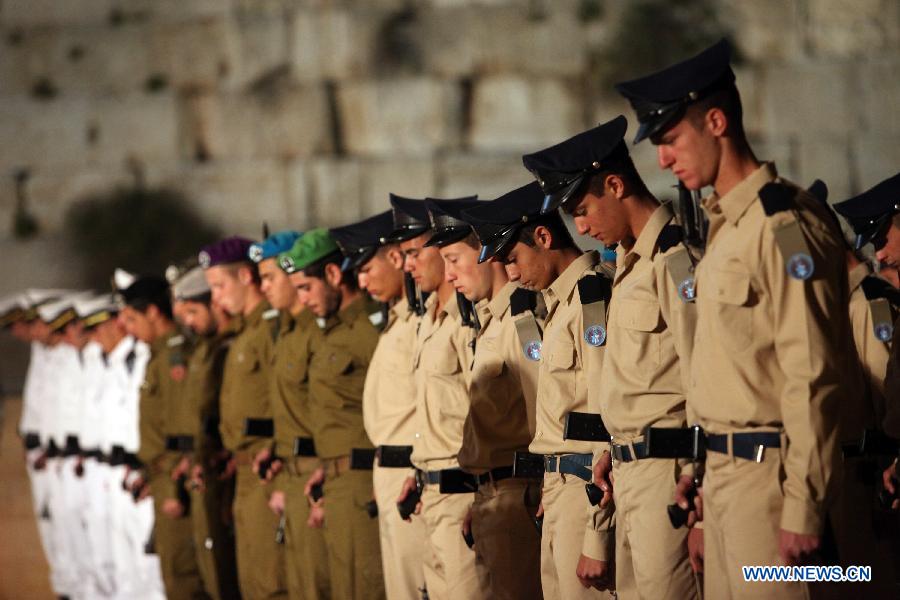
[762,219,845,535]
[507,314,541,436]
[883,316,900,438]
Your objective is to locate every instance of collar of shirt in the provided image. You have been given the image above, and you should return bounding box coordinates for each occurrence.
[487,280,517,322]
[150,329,180,353]
[321,295,366,333]
[847,261,873,295]
[615,203,673,283]
[703,162,777,226]
[389,295,415,329]
[243,300,270,330]
[545,250,601,311]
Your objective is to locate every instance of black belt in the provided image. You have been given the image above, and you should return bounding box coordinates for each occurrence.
[63,435,81,457]
[244,418,274,438]
[349,448,376,470]
[707,432,781,461]
[164,435,195,452]
[377,445,413,468]
[841,429,899,458]
[421,469,478,494]
[474,466,514,486]
[293,437,317,457]
[83,449,106,461]
[23,432,41,451]
[544,453,593,482]
[610,441,649,463]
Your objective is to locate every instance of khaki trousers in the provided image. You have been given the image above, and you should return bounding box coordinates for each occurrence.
[233,463,288,599]
[539,472,611,600]
[150,473,207,600]
[321,468,385,600]
[703,450,807,599]
[611,459,699,600]
[189,475,239,600]
[373,464,427,600]
[419,484,490,600]
[470,477,543,600]
[284,457,330,600]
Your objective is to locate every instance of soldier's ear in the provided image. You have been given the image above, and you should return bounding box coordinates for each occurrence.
[386,246,404,270]
[533,225,554,250]
[324,262,343,288]
[236,264,254,286]
[604,174,626,200]
[706,106,728,138]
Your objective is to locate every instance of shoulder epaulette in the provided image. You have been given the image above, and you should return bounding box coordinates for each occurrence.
[862,275,900,307]
[262,308,280,321]
[577,273,612,305]
[758,182,794,216]
[125,350,136,374]
[167,334,185,348]
[657,224,683,253]
[510,288,538,316]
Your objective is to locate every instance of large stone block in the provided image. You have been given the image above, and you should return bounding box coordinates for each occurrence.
[0,97,90,172]
[359,159,436,215]
[435,153,532,200]
[84,93,180,167]
[806,0,899,57]
[852,135,900,193]
[231,14,290,88]
[147,17,239,90]
[283,160,314,230]
[416,4,586,78]
[720,0,804,62]
[0,0,114,28]
[796,135,853,202]
[178,84,331,162]
[759,63,857,137]
[289,7,380,81]
[337,77,460,157]
[307,158,366,227]
[857,58,900,134]
[0,238,85,292]
[164,159,293,236]
[468,75,584,153]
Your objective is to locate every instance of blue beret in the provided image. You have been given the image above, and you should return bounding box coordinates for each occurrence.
[248,231,303,263]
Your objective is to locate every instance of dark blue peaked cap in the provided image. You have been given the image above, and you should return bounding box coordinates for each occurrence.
[384,194,430,243]
[522,115,629,214]
[330,210,395,272]
[461,182,545,263]
[615,38,735,144]
[424,196,479,248]
[833,172,900,250]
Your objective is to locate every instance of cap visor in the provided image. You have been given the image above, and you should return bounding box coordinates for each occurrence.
[383,226,429,244]
[477,227,519,263]
[540,176,586,215]
[424,228,470,248]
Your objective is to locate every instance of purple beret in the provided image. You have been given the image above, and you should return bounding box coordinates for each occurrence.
[199,236,256,269]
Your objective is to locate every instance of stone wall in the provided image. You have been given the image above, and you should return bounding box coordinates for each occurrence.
[0,0,899,292]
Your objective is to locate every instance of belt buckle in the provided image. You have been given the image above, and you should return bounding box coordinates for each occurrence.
[754,444,765,463]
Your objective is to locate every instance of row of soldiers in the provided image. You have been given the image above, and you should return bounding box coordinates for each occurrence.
[4,38,900,600]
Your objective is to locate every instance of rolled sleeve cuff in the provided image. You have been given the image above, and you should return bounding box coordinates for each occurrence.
[581,527,615,561]
[780,496,822,535]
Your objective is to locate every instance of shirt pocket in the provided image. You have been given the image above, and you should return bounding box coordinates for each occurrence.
[546,338,576,373]
[614,298,662,370]
[426,348,461,376]
[471,350,504,383]
[707,269,754,352]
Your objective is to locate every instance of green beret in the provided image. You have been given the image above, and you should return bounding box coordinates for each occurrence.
[279,228,340,274]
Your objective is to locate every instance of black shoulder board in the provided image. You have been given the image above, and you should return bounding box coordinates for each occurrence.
[577,274,611,305]
[510,288,538,316]
[125,350,136,374]
[862,275,900,306]
[656,224,683,253]
[758,182,794,216]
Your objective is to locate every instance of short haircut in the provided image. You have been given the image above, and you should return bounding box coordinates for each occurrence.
[227,261,261,286]
[584,153,649,200]
[302,250,359,290]
[518,212,578,250]
[685,84,744,136]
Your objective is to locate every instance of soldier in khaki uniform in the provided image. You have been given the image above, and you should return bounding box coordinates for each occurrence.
[427,190,546,600]
[388,196,491,600]
[118,276,208,600]
[248,230,332,600]
[279,229,385,600]
[465,186,615,599]
[333,209,429,600]
[834,175,900,511]
[201,237,287,599]
[168,266,241,600]
[533,116,701,598]
[618,40,851,598]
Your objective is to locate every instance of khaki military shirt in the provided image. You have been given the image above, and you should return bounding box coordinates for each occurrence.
[272,310,320,459]
[846,263,887,439]
[692,162,850,535]
[530,250,615,560]
[411,292,475,471]
[600,204,697,440]
[219,300,276,454]
[138,330,185,498]
[179,333,231,465]
[458,282,542,473]
[308,297,379,460]
[363,296,419,448]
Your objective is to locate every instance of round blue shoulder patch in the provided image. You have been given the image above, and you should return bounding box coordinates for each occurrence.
[584,324,606,347]
[787,253,814,280]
